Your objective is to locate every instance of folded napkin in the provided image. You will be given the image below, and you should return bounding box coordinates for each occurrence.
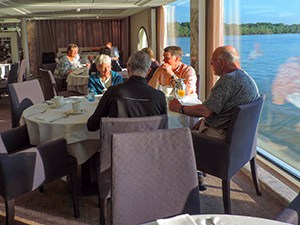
[286,93,300,108]
[156,214,197,225]
[36,113,65,122]
[181,96,202,106]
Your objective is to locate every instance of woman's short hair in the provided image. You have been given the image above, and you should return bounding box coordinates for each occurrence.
[141,47,154,58]
[127,51,151,75]
[95,54,111,66]
[67,43,78,52]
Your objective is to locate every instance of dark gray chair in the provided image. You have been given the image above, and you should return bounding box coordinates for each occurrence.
[191,94,265,214]
[0,125,79,225]
[276,192,300,225]
[98,115,168,225]
[111,128,200,225]
[7,79,45,128]
[39,68,83,100]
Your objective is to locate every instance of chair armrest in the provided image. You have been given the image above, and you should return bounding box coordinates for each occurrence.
[1,125,31,153]
[0,152,42,199]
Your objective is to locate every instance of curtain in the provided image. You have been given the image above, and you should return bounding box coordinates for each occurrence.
[205,0,224,96]
[156,6,165,63]
[33,19,129,67]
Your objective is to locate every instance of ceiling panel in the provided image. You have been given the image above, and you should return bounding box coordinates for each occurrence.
[0,0,175,21]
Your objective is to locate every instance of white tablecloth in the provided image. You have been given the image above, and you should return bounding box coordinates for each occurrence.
[0,63,10,79]
[66,73,89,95]
[22,95,200,164]
[22,97,99,164]
[144,214,292,225]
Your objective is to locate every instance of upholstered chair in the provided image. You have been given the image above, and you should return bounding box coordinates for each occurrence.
[98,115,168,224]
[0,125,79,225]
[111,128,200,225]
[7,79,45,128]
[192,94,265,214]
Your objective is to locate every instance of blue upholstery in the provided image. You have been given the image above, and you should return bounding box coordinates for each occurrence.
[192,94,265,214]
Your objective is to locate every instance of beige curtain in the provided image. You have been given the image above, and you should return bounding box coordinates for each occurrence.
[156,6,165,63]
[205,0,224,97]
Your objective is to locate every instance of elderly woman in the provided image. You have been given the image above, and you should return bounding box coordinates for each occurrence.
[54,43,83,79]
[88,54,124,94]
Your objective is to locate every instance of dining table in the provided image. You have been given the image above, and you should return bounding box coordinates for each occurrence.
[21,94,200,194]
[66,68,90,95]
[143,214,292,225]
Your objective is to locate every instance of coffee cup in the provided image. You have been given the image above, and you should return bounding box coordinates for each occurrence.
[72,100,82,113]
[53,96,64,108]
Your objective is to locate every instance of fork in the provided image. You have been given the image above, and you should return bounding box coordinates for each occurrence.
[27,109,47,117]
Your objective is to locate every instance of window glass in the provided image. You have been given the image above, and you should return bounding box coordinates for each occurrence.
[137,27,148,50]
[165,0,191,65]
[224,0,300,177]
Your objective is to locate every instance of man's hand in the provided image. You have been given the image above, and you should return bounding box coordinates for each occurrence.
[169,98,182,113]
[161,63,174,77]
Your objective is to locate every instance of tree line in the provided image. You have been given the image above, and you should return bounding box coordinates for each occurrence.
[175,22,300,36]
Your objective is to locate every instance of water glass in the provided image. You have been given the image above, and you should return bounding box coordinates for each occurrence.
[87,90,95,102]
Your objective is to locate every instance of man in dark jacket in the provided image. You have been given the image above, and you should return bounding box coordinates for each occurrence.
[87,51,167,131]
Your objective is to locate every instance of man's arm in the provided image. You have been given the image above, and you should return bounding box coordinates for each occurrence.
[169,98,213,118]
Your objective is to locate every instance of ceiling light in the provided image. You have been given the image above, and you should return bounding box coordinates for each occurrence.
[13,8,27,15]
[77,8,81,12]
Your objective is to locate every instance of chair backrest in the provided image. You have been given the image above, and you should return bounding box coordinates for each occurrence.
[226,94,265,175]
[17,59,28,82]
[276,192,300,225]
[39,68,57,100]
[100,115,168,172]
[111,128,200,225]
[41,62,57,73]
[8,79,45,127]
[7,62,20,84]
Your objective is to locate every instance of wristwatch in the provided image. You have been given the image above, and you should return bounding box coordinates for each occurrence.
[179,106,185,114]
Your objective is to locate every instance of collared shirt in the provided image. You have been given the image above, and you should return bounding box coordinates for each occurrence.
[148,62,197,97]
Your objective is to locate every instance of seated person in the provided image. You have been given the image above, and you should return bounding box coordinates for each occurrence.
[105,41,122,71]
[141,47,160,82]
[54,43,83,79]
[148,45,197,98]
[87,51,167,131]
[88,54,124,94]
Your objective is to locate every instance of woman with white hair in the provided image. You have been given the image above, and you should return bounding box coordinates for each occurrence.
[88,54,124,94]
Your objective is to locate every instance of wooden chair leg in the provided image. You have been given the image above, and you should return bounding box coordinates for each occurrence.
[222,179,231,214]
[250,157,262,196]
[5,199,15,225]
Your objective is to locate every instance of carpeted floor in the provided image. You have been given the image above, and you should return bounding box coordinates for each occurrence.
[0,94,285,224]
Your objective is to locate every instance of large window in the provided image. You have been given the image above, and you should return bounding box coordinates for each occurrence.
[224,0,300,178]
[165,0,191,65]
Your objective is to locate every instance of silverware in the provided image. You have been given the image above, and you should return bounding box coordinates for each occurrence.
[27,109,47,117]
[206,218,216,225]
[49,112,70,123]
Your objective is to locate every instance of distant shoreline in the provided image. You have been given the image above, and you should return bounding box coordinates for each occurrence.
[176,22,300,36]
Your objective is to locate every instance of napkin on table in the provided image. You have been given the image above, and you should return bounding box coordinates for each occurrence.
[36,112,65,122]
[156,214,197,225]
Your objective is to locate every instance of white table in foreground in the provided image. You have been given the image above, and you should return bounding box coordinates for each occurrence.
[22,96,100,165]
[144,214,292,225]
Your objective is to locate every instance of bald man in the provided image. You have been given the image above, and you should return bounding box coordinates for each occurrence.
[170,45,260,139]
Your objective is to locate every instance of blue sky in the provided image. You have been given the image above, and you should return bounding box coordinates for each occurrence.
[169,0,300,24]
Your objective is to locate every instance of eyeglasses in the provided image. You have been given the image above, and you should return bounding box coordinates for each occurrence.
[210,58,222,64]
